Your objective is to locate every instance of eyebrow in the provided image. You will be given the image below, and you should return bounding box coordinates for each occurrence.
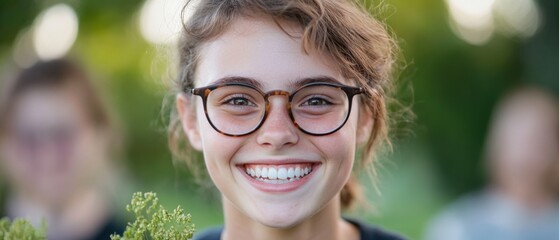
[208,75,342,90]
[209,76,263,89]
[289,76,342,89]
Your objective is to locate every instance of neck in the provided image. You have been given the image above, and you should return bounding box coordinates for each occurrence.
[492,182,556,210]
[221,194,359,240]
[7,186,111,240]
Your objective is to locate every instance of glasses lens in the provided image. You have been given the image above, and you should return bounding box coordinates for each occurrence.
[206,85,265,135]
[291,85,350,134]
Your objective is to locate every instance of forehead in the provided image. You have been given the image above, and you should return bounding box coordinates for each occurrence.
[195,16,343,90]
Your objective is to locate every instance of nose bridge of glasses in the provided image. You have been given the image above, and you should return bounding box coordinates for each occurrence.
[264,90,291,99]
[263,90,293,119]
[264,90,291,107]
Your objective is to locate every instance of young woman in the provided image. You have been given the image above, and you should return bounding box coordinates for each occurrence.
[170,0,405,239]
[0,59,124,240]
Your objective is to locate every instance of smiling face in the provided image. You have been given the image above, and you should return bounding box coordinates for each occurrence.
[178,16,372,228]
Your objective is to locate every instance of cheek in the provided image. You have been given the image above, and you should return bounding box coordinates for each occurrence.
[333,115,359,174]
[313,114,359,182]
[0,140,26,182]
[73,130,107,175]
[197,111,245,181]
[322,112,359,163]
[315,134,355,165]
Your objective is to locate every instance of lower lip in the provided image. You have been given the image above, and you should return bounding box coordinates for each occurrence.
[238,164,320,193]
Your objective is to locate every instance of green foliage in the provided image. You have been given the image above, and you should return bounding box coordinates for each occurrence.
[0,217,46,240]
[111,192,195,240]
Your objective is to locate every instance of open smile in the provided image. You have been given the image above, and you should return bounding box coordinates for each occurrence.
[238,162,321,192]
[244,164,313,183]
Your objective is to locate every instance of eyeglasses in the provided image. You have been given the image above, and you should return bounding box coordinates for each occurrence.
[188,82,363,136]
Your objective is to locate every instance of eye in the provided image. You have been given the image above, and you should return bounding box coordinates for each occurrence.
[302,96,332,106]
[223,95,257,107]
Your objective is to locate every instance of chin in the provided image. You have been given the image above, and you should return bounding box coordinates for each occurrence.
[249,201,314,229]
[256,214,303,229]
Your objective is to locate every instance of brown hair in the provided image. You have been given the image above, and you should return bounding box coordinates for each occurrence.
[168,0,398,209]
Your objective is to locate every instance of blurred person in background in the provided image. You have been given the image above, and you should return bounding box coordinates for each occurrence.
[425,86,559,240]
[0,59,125,240]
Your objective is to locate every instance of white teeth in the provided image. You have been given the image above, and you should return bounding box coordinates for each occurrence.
[277,168,288,180]
[268,168,277,180]
[261,168,268,178]
[287,168,295,179]
[244,165,314,184]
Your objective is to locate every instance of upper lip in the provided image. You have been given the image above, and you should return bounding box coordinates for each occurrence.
[236,158,320,166]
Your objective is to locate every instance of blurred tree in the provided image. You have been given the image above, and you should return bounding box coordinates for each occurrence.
[524,0,559,94]
[0,0,35,46]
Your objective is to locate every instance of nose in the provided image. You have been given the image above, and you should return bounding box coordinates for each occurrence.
[255,96,299,149]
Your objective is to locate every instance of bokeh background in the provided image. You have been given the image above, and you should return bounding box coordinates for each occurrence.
[1,0,557,239]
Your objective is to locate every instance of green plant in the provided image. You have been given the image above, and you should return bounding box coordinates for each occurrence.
[111,192,195,240]
[0,217,46,240]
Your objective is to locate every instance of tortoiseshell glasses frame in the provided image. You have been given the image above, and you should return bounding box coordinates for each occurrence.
[187,82,363,137]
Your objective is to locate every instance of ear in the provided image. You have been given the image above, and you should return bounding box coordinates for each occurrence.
[176,94,203,151]
[356,106,374,146]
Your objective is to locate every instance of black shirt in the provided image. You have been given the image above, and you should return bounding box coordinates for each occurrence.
[193,218,406,240]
